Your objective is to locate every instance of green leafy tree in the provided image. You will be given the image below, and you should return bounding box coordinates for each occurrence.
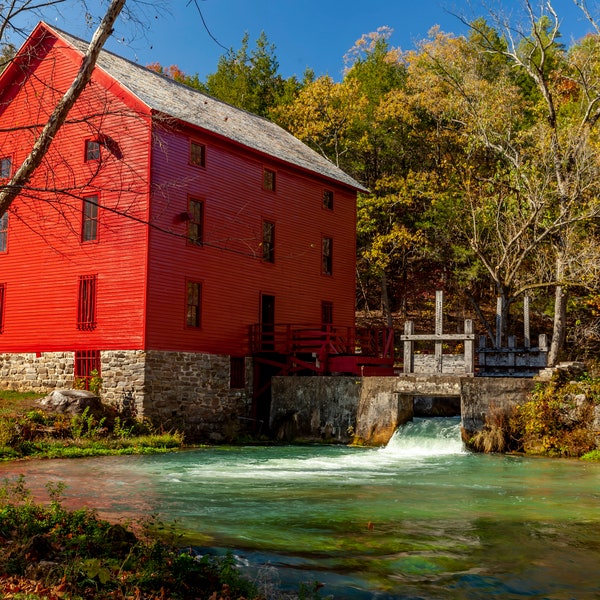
[203,31,295,118]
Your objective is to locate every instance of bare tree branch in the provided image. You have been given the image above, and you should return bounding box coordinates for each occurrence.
[0,0,126,218]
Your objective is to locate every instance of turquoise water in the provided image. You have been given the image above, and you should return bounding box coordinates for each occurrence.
[2,418,600,599]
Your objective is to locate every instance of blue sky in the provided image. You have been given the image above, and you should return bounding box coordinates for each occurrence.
[11,0,600,82]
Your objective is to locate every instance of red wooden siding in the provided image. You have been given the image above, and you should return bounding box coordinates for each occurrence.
[0,23,359,359]
[0,30,151,352]
[145,125,357,356]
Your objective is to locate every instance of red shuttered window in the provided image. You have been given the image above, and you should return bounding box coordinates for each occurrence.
[77,275,97,330]
[74,350,101,388]
[230,356,245,389]
[321,301,333,325]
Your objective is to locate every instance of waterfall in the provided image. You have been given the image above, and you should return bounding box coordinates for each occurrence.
[383,417,465,457]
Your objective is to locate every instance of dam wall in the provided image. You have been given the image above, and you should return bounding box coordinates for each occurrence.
[271,375,538,446]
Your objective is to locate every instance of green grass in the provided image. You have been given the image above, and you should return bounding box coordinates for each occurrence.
[0,390,185,461]
[581,449,600,461]
[0,390,44,417]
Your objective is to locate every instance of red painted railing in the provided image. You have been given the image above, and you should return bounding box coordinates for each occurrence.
[248,324,395,375]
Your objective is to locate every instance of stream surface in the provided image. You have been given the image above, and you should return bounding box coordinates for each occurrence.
[2,417,600,599]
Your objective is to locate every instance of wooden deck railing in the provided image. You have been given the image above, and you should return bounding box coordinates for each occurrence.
[248,323,394,360]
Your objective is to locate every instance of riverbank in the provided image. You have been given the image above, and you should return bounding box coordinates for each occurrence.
[465,366,600,459]
[0,390,185,462]
[0,392,275,598]
[0,476,266,600]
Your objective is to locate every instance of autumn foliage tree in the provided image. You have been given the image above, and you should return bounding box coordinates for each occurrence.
[134,2,600,360]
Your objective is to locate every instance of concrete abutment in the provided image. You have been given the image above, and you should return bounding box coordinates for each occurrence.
[271,375,539,445]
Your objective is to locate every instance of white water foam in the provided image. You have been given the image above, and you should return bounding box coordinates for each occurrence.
[382,417,465,457]
[176,418,466,484]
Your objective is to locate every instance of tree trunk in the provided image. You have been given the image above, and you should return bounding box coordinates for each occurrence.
[548,257,568,366]
[465,290,495,346]
[381,271,393,328]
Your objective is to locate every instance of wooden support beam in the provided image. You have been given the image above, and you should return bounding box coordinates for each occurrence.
[524,296,531,349]
[435,290,443,373]
[465,319,474,375]
[403,321,414,374]
[399,333,475,341]
[495,297,503,349]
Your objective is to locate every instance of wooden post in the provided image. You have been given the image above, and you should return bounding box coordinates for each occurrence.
[495,297,503,349]
[435,290,443,373]
[524,295,531,349]
[403,320,414,374]
[464,319,474,375]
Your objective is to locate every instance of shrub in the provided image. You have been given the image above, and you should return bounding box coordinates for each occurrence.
[512,374,598,457]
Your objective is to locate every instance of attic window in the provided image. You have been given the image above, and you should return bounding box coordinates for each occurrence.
[263,168,276,192]
[190,141,206,167]
[85,140,101,161]
[0,157,12,178]
[323,190,334,210]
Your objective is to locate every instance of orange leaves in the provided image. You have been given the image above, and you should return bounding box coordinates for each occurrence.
[0,575,68,599]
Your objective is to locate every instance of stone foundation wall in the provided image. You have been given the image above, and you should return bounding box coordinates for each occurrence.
[459,377,538,437]
[0,352,74,391]
[271,375,542,446]
[270,376,362,443]
[0,349,252,441]
[100,350,147,416]
[142,351,252,441]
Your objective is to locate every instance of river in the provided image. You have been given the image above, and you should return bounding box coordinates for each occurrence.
[2,417,600,599]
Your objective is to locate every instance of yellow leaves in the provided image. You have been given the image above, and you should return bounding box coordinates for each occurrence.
[402,28,526,142]
[362,223,425,272]
[373,173,432,205]
[273,76,368,160]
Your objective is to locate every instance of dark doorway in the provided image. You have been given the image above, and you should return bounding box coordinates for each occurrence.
[321,301,333,326]
[260,293,275,351]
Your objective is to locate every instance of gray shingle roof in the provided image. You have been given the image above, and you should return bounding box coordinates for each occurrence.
[49,24,368,193]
